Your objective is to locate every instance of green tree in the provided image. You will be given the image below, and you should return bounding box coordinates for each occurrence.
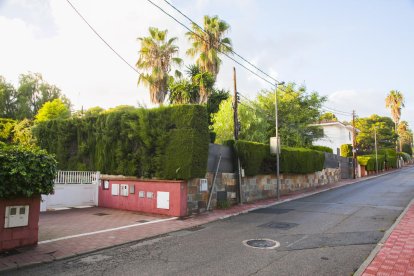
[15,72,71,120]
[319,112,337,122]
[136,27,182,105]
[12,119,36,146]
[35,98,71,122]
[186,15,232,83]
[355,114,397,153]
[256,83,326,147]
[0,76,17,118]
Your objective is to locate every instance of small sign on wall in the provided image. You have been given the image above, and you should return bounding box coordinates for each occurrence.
[120,184,128,196]
[103,180,109,190]
[200,179,208,192]
[147,192,154,199]
[4,205,29,228]
[129,184,135,194]
[139,191,145,198]
[111,184,119,196]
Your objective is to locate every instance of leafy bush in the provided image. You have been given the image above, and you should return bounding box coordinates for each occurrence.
[357,155,385,171]
[398,152,411,162]
[33,105,209,180]
[0,145,57,199]
[402,144,413,156]
[378,148,397,169]
[234,140,325,176]
[340,144,353,157]
[0,118,16,143]
[310,145,333,154]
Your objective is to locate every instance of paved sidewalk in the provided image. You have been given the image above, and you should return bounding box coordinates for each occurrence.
[359,199,414,276]
[0,169,402,272]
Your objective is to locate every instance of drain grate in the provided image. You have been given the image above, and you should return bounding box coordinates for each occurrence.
[243,239,280,249]
[251,208,294,214]
[137,220,149,223]
[258,221,298,230]
[94,213,110,216]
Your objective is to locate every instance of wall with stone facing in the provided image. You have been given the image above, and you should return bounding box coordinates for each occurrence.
[187,168,340,214]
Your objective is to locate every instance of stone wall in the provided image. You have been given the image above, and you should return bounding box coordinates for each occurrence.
[187,168,341,214]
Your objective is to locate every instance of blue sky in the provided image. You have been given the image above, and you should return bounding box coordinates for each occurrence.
[0,0,413,125]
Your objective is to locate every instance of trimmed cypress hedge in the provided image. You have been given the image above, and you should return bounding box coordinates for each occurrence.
[378,148,398,169]
[309,145,333,154]
[234,140,325,176]
[357,155,385,171]
[33,105,209,180]
[0,145,57,199]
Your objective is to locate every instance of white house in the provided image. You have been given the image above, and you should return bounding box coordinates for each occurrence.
[310,121,359,155]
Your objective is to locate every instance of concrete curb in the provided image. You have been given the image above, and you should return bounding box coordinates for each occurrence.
[353,198,414,276]
[0,167,405,273]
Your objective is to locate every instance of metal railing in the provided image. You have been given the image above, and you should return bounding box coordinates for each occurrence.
[54,171,100,184]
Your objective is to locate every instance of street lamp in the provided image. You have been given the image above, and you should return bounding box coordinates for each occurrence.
[275,81,284,200]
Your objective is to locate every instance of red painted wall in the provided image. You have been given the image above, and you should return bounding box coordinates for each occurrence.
[98,179,187,217]
[0,196,40,251]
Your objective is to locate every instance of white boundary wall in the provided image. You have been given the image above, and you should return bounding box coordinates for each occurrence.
[41,183,98,211]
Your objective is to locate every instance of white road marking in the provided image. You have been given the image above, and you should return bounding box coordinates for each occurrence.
[39,217,177,244]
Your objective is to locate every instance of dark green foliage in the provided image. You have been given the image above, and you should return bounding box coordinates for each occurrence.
[357,155,385,171]
[398,152,411,162]
[402,144,413,156]
[0,145,57,199]
[234,140,325,176]
[216,199,231,209]
[33,105,209,180]
[378,148,398,169]
[309,145,333,154]
[340,144,353,157]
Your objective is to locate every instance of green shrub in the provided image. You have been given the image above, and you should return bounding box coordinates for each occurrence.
[234,140,325,176]
[340,144,353,157]
[357,155,385,171]
[33,105,209,180]
[398,152,411,162]
[0,118,17,143]
[0,145,57,199]
[310,145,333,154]
[402,144,413,156]
[378,148,397,169]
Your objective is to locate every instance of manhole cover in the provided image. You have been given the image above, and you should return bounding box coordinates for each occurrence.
[243,239,280,249]
[258,222,298,230]
[94,212,110,216]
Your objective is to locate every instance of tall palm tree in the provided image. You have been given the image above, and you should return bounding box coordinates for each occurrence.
[186,15,232,81]
[136,27,182,105]
[385,90,405,129]
[385,90,405,151]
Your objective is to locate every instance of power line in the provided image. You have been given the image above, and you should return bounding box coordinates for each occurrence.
[145,0,277,88]
[65,0,141,75]
[162,0,280,84]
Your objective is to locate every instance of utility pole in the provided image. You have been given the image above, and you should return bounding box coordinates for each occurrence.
[352,110,357,178]
[233,67,242,204]
[275,81,284,200]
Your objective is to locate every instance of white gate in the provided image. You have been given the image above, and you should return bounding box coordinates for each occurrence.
[40,171,100,211]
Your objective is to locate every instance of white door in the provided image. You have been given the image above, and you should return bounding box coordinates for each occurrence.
[157,191,170,209]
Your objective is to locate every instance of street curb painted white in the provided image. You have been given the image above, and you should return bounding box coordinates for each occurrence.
[353,197,414,276]
[38,217,177,244]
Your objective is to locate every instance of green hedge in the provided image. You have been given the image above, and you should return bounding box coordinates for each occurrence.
[309,145,333,154]
[398,152,411,162]
[340,144,353,157]
[357,154,385,171]
[378,148,398,169]
[34,105,209,180]
[402,144,413,156]
[0,145,57,199]
[234,140,325,176]
[0,118,16,143]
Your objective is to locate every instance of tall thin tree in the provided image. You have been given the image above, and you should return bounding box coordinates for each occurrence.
[136,27,182,105]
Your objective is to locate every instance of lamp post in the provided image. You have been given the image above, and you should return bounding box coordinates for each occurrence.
[275,81,284,200]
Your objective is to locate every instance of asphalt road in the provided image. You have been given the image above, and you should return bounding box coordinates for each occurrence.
[7,167,414,276]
